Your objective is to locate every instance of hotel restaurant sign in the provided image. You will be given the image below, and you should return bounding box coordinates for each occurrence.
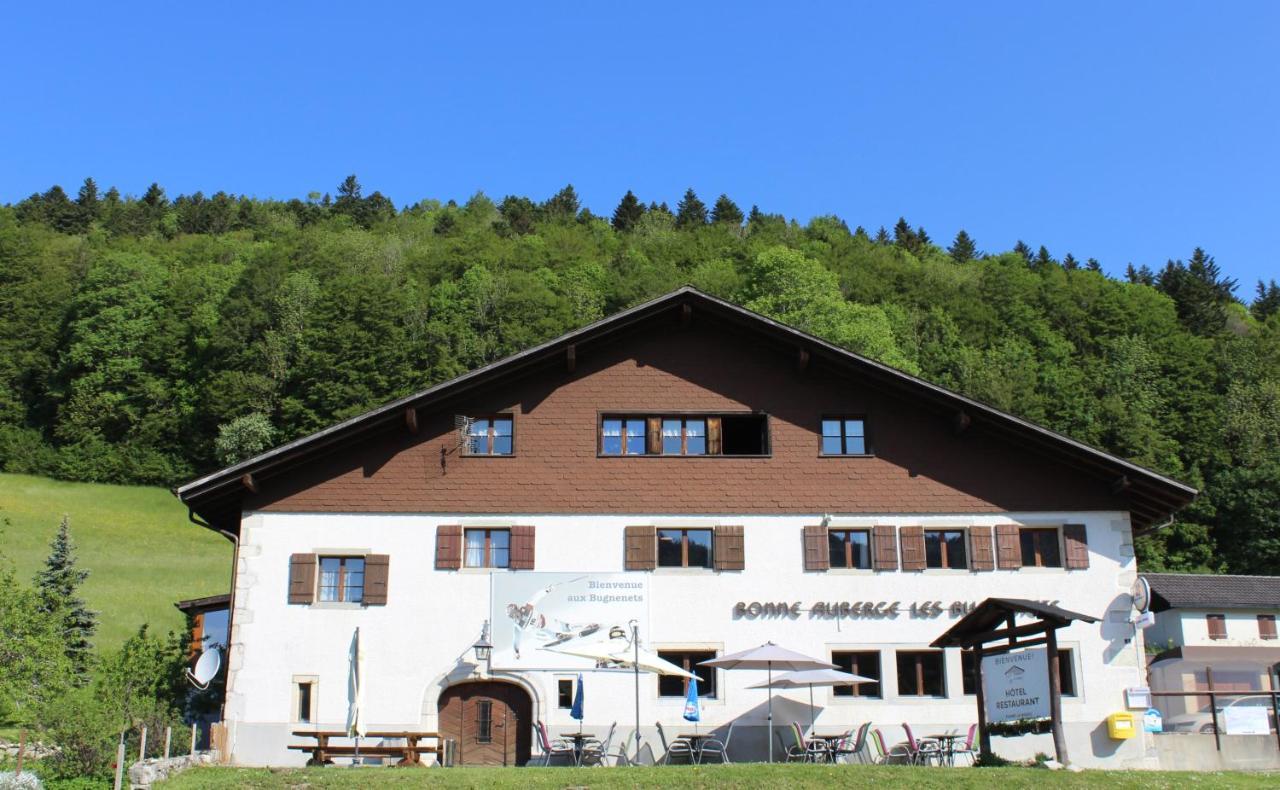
[733,599,1061,620]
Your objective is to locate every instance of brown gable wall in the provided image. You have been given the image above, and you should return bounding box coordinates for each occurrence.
[247,322,1127,516]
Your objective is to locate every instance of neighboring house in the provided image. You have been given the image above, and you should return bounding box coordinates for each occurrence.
[1142,573,1280,723]
[176,287,1195,768]
[175,593,231,745]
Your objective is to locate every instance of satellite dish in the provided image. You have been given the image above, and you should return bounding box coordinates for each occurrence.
[187,645,223,690]
[1131,576,1151,614]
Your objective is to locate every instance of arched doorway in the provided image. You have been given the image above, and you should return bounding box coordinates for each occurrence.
[438,681,533,766]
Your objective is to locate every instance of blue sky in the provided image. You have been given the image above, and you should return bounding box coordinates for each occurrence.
[3,2,1277,289]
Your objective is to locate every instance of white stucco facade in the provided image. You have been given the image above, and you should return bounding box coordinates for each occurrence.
[1146,609,1278,651]
[219,508,1155,768]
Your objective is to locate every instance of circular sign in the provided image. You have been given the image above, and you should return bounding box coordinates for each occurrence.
[1131,576,1151,614]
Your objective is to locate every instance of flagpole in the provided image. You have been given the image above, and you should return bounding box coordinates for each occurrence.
[767,662,774,764]
[632,620,640,765]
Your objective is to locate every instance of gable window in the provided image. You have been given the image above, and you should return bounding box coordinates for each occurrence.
[821,418,867,455]
[465,528,510,568]
[1259,615,1277,640]
[466,416,513,455]
[832,651,881,698]
[657,650,717,698]
[1206,614,1227,640]
[1019,528,1062,568]
[601,414,768,456]
[896,650,945,697]
[657,528,713,568]
[925,529,968,569]
[828,529,871,569]
[318,556,364,603]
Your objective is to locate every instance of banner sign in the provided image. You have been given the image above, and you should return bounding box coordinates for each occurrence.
[489,573,649,670]
[1223,706,1270,735]
[982,648,1051,724]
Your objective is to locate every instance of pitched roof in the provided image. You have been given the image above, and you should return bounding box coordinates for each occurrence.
[175,287,1197,532]
[1141,573,1280,612]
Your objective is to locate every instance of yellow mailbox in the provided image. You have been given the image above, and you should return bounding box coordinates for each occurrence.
[1106,711,1137,739]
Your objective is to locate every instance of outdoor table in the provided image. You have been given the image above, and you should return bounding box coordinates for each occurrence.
[811,732,850,763]
[289,730,440,766]
[564,732,595,765]
[927,733,965,766]
[677,732,714,763]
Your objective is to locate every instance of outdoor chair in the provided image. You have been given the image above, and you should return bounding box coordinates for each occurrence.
[611,728,637,766]
[868,727,888,764]
[655,721,696,765]
[875,728,914,765]
[787,722,830,763]
[832,722,870,764]
[579,722,616,767]
[950,724,977,766]
[696,719,735,764]
[901,723,942,766]
[532,722,575,766]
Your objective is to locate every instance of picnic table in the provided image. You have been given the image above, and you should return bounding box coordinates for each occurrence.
[289,730,441,766]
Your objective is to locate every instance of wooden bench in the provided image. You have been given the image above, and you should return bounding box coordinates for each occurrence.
[289,730,442,766]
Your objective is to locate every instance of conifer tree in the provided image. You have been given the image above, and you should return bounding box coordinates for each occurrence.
[76,177,100,221]
[1062,253,1079,271]
[1035,245,1054,269]
[543,184,580,220]
[874,226,890,245]
[1253,280,1280,322]
[747,204,763,227]
[35,517,97,682]
[611,190,644,232]
[948,230,977,263]
[1013,240,1033,262]
[1086,258,1102,273]
[915,226,931,247]
[710,194,744,226]
[675,188,708,230]
[853,226,870,241]
[893,217,915,250]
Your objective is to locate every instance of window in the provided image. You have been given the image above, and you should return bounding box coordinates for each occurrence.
[318,556,365,603]
[662,417,707,455]
[467,416,513,455]
[832,651,881,697]
[1207,614,1227,640]
[925,529,967,569]
[476,699,493,742]
[828,529,871,569]
[657,529,713,568]
[896,651,946,697]
[465,529,510,568]
[1259,615,1277,640]
[963,649,1076,696]
[1019,528,1062,568]
[557,679,574,708]
[601,417,646,455]
[297,681,314,723]
[657,650,717,698]
[601,414,768,456]
[821,418,867,455]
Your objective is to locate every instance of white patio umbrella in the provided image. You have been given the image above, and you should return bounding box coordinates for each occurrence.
[546,624,695,762]
[700,642,835,763]
[748,668,875,733]
[346,627,366,759]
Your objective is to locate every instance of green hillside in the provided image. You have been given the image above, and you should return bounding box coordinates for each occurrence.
[0,473,230,652]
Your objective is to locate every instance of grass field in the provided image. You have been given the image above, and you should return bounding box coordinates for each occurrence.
[157,765,1278,789]
[0,473,231,651]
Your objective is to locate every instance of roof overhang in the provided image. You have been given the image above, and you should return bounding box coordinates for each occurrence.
[176,287,1198,534]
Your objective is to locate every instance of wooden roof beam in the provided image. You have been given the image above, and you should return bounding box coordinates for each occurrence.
[240,473,258,494]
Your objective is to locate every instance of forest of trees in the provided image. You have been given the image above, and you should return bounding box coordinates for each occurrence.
[2,177,1277,576]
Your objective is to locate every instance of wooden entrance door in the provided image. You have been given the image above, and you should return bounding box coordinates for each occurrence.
[438,682,532,766]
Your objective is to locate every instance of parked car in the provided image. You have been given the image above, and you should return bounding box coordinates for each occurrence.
[1162,695,1278,734]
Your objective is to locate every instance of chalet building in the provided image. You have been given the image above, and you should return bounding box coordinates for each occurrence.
[177,287,1195,768]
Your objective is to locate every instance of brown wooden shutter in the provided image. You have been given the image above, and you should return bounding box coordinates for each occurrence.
[1207,614,1226,640]
[625,526,656,570]
[363,554,390,605]
[1258,615,1276,640]
[899,527,926,571]
[707,417,723,455]
[510,526,536,570]
[1062,524,1089,569]
[714,525,745,571]
[969,526,995,571]
[803,525,829,571]
[288,553,317,604]
[646,417,662,455]
[872,525,898,571]
[995,524,1021,570]
[435,525,463,570]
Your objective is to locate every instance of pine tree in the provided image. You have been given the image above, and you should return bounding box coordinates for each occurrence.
[76,177,100,222]
[1253,280,1280,322]
[915,225,931,247]
[35,517,97,682]
[853,226,870,241]
[710,194,744,226]
[874,226,890,245]
[1086,258,1102,273]
[1156,247,1237,335]
[675,188,708,230]
[543,184,579,221]
[1062,253,1079,271]
[747,204,763,227]
[948,230,977,263]
[1034,245,1054,269]
[893,217,916,250]
[611,190,644,232]
[1013,240,1033,262]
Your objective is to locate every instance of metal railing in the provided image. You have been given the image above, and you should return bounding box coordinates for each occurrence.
[1149,667,1280,753]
